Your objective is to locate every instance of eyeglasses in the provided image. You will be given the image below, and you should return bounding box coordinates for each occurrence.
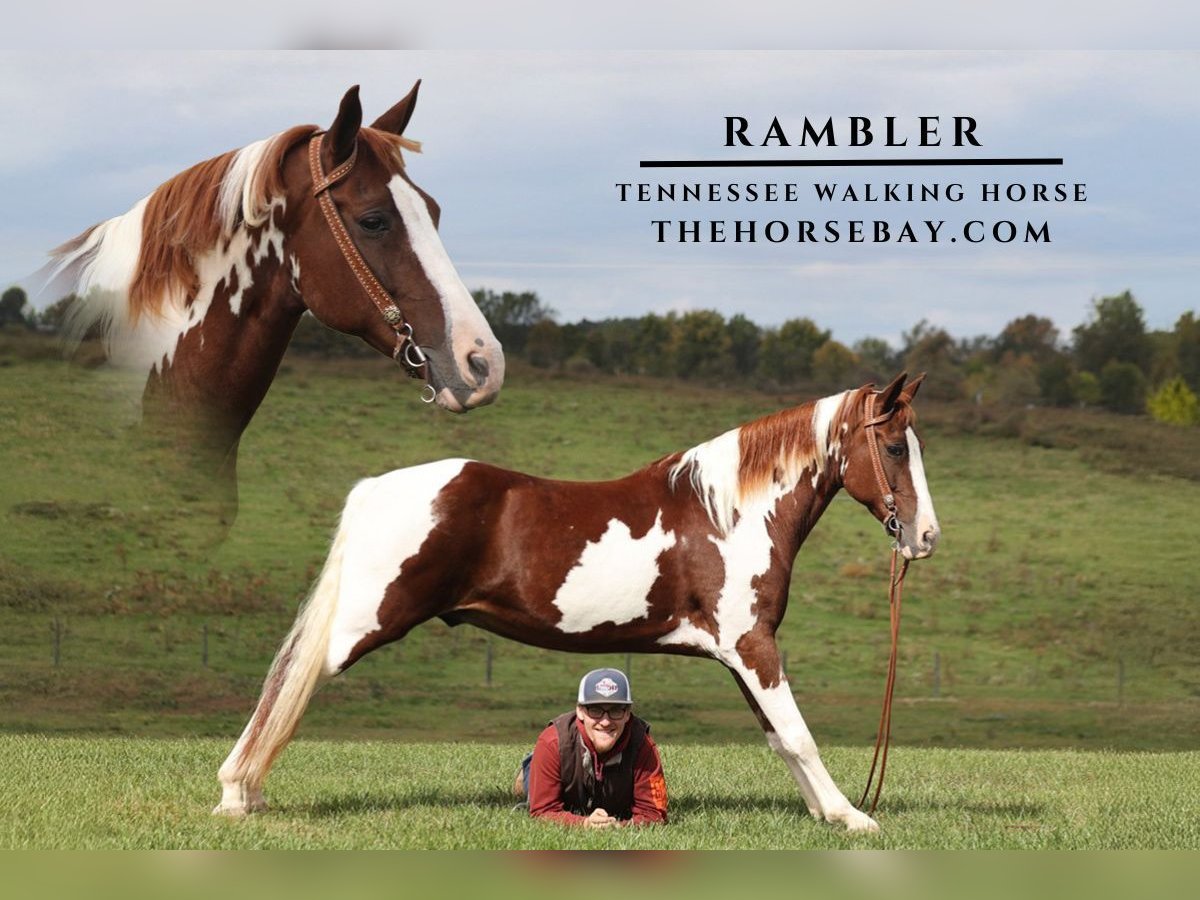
[582,704,631,721]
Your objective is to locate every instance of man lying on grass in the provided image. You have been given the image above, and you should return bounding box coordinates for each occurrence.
[514,668,668,827]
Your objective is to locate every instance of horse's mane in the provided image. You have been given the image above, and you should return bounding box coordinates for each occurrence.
[668,388,866,534]
[44,124,421,349]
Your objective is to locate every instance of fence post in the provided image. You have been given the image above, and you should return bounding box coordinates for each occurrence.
[202,624,209,668]
[625,653,632,676]
[52,618,62,667]
[485,640,493,687]
[932,651,941,698]
[1117,657,1125,707]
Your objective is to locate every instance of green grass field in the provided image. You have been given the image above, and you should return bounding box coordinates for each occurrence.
[2,336,1196,751]
[1,333,1198,848]
[4,736,1198,849]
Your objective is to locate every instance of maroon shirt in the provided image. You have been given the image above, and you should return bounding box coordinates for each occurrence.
[528,715,668,825]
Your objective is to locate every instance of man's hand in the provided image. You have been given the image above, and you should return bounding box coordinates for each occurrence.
[585,808,617,828]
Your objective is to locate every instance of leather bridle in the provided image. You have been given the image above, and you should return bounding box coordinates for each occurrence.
[863,391,902,541]
[857,390,911,817]
[307,132,431,388]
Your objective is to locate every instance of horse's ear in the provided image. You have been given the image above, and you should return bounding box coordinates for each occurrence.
[901,372,926,402]
[328,85,363,167]
[877,371,908,412]
[371,80,421,135]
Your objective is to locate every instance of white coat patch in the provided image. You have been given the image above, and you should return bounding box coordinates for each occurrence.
[553,512,676,633]
[326,458,470,669]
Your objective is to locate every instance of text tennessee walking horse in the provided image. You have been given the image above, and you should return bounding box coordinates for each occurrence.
[42,83,503,523]
[216,373,939,832]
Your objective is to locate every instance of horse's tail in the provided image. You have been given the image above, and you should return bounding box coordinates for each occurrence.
[215,517,351,811]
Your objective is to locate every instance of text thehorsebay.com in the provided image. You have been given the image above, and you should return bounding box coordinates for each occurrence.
[617,115,1086,245]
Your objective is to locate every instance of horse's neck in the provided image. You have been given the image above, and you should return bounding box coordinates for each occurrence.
[762,465,845,561]
[140,266,302,464]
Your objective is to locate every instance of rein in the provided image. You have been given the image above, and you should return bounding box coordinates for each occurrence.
[307,132,432,395]
[857,392,911,817]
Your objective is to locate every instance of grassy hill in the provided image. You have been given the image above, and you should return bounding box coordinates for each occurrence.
[1,333,1197,751]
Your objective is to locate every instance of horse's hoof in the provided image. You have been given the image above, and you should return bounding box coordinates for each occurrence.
[829,807,880,833]
[212,788,269,816]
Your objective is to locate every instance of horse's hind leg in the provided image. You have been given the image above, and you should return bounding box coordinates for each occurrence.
[726,654,878,833]
[214,528,352,816]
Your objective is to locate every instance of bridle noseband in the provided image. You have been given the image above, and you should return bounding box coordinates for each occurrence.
[308,132,434,400]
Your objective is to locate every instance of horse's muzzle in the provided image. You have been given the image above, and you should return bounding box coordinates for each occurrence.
[426,343,505,412]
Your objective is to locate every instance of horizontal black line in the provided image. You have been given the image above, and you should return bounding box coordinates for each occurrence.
[639,158,1064,168]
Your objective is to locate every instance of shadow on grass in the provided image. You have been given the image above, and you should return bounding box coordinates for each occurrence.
[292,787,1046,822]
[300,787,517,817]
[875,798,1047,817]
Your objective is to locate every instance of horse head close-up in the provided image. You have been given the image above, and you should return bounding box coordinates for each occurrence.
[40,83,504,522]
[839,371,940,562]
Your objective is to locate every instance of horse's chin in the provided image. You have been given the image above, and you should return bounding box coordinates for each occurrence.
[432,387,467,413]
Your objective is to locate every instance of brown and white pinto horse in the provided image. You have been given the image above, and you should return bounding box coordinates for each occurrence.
[43,84,503,521]
[216,373,939,832]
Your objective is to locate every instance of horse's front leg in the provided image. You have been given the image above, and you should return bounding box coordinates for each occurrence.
[725,648,878,833]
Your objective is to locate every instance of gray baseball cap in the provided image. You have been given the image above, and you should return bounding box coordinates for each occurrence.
[577,668,633,705]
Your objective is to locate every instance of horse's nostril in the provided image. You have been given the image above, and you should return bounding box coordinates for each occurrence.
[921,529,936,547]
[467,352,490,386]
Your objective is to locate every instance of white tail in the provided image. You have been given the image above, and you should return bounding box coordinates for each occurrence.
[214,523,349,815]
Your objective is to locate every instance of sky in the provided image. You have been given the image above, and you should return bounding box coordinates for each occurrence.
[2,51,1198,348]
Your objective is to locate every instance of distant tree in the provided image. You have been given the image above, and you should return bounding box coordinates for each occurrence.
[756,317,830,385]
[600,318,638,374]
[471,289,556,355]
[1146,376,1200,426]
[726,313,761,377]
[582,328,609,371]
[633,313,673,377]
[1070,370,1101,407]
[995,314,1060,363]
[526,319,564,369]
[36,294,80,334]
[1036,353,1076,406]
[990,356,1041,406]
[1099,360,1148,414]
[852,337,897,379]
[1174,311,1200,392]
[901,319,964,401]
[671,310,732,380]
[811,340,858,387]
[1072,291,1151,375]
[0,286,30,328]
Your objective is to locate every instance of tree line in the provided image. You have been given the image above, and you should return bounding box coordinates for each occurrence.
[4,284,1197,425]
[466,288,1198,426]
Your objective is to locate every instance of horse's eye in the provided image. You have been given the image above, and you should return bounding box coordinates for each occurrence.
[357,214,389,235]
[886,443,906,458]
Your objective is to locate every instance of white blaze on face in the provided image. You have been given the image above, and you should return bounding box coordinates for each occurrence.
[904,426,940,554]
[326,458,469,670]
[386,174,494,351]
[553,513,676,633]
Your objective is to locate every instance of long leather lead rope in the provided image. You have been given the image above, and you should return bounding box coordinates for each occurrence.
[858,547,909,816]
[857,390,911,817]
